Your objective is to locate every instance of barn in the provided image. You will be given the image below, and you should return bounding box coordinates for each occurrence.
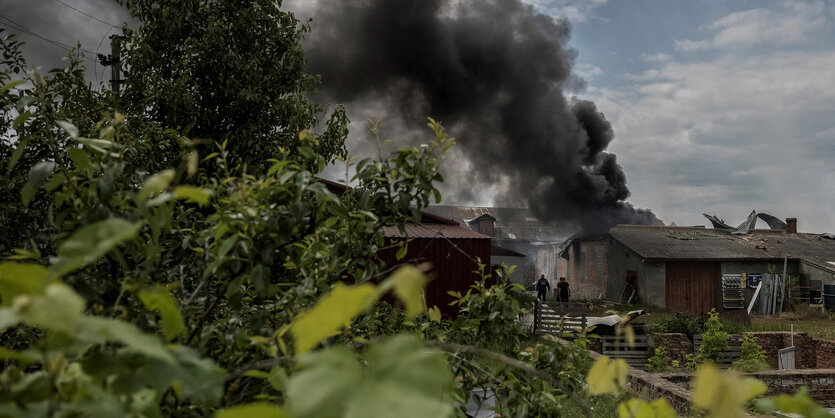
[604,221,835,316]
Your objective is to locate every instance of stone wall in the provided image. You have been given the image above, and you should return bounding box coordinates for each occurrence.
[751,369,835,407]
[746,332,815,369]
[655,333,693,365]
[816,339,835,368]
[626,368,692,415]
[652,332,822,369]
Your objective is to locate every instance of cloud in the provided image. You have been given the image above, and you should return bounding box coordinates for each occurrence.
[522,0,607,22]
[675,1,829,51]
[574,62,603,79]
[640,53,671,63]
[588,46,835,231]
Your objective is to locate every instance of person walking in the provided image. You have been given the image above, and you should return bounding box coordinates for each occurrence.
[557,277,570,302]
[535,274,550,302]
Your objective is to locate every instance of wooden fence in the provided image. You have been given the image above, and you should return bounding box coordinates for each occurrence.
[533,300,587,336]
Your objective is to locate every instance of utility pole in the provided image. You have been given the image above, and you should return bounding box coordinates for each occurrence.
[97,35,125,94]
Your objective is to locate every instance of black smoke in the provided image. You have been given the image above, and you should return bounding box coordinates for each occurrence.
[303,0,658,233]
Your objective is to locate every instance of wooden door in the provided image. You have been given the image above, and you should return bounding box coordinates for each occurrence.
[665,262,720,316]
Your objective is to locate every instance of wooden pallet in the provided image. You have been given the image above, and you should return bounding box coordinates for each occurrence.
[602,335,651,370]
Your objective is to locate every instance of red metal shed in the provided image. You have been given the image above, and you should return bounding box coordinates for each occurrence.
[377,221,492,317]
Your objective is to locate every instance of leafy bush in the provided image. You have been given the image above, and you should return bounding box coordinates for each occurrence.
[697,309,730,365]
[646,345,673,373]
[655,312,704,337]
[732,334,769,373]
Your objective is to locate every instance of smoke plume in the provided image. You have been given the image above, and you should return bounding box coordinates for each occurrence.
[303,0,657,233]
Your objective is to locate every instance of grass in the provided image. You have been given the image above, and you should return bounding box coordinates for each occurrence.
[583,300,835,340]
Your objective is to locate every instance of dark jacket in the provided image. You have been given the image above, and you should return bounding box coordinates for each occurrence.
[535,278,550,293]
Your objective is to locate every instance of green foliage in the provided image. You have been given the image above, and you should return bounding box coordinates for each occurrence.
[692,364,766,418]
[697,309,730,365]
[655,312,704,337]
[646,345,674,373]
[586,356,628,395]
[732,334,769,373]
[0,5,829,418]
[117,0,349,174]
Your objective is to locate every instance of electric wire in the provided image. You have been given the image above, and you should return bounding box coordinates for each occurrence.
[0,14,97,60]
[53,0,120,28]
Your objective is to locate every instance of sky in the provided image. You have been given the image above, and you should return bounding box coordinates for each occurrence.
[541,0,835,232]
[2,0,834,233]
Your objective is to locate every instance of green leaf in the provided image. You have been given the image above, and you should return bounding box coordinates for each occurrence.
[287,347,363,418]
[138,169,175,203]
[174,185,213,206]
[138,287,186,341]
[216,403,288,418]
[617,398,676,418]
[0,262,47,306]
[345,335,455,418]
[56,120,79,139]
[383,265,427,318]
[76,316,175,364]
[395,245,407,261]
[67,147,93,172]
[21,161,55,206]
[17,283,85,335]
[0,347,37,364]
[692,364,767,418]
[290,283,378,355]
[1,79,24,93]
[49,218,142,278]
[586,356,628,395]
[6,135,29,173]
[427,306,442,323]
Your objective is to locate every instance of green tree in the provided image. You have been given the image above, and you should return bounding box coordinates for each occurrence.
[117,0,348,174]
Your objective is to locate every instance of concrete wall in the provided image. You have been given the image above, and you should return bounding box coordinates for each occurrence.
[606,238,666,306]
[491,255,529,286]
[799,261,835,287]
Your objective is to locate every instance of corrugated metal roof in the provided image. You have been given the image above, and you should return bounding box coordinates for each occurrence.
[423,206,576,242]
[382,224,492,239]
[609,226,835,269]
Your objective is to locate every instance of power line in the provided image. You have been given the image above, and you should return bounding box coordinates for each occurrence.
[54,0,120,28]
[0,15,97,61]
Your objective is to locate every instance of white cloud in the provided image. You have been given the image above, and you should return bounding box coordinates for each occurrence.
[522,0,607,22]
[588,47,835,231]
[574,62,603,79]
[675,1,828,51]
[640,53,671,63]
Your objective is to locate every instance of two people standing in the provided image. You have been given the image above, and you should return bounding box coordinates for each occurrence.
[534,274,571,303]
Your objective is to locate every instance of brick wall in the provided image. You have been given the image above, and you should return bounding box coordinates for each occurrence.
[656,333,693,365]
[745,332,815,369]
[569,240,607,300]
[816,339,835,368]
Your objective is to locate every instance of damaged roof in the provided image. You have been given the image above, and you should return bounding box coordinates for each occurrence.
[423,205,576,242]
[609,225,835,271]
[382,224,492,239]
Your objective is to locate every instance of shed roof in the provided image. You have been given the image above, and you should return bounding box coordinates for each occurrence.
[609,225,835,271]
[423,206,575,242]
[382,224,492,240]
